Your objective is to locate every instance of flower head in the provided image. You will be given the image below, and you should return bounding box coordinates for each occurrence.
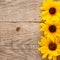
[40,20,60,40]
[38,36,60,60]
[40,0,60,21]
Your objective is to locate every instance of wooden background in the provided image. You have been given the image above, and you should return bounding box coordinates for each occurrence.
[0,0,42,60]
[0,0,60,60]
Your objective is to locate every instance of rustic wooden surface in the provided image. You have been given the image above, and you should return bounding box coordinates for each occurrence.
[0,0,57,60]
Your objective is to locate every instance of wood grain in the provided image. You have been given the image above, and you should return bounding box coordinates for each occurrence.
[0,0,47,60]
[0,22,42,60]
[0,0,42,22]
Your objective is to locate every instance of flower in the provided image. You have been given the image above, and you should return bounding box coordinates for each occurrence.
[38,36,60,60]
[40,0,60,21]
[40,20,60,40]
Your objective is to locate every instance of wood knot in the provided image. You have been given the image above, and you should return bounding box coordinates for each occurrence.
[16,27,20,32]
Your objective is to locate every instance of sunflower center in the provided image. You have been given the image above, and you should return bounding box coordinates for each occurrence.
[49,42,57,50]
[49,25,56,33]
[49,7,56,15]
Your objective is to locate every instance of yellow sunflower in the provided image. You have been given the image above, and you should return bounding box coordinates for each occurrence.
[40,20,60,40]
[38,36,60,60]
[40,0,60,21]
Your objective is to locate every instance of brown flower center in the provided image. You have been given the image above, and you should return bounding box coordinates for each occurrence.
[49,25,56,33]
[49,7,56,15]
[49,42,57,51]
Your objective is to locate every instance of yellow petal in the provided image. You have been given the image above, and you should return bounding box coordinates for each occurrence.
[48,54,52,60]
[42,53,48,58]
[38,47,47,53]
[40,6,44,10]
[53,56,57,60]
[40,11,47,16]
[57,44,60,48]
[52,51,58,56]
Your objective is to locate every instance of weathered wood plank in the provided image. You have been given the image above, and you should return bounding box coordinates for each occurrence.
[0,0,48,60]
[0,51,42,60]
[0,22,40,45]
[0,22,42,60]
[0,0,42,22]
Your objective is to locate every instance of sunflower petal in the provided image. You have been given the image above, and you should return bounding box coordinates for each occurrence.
[42,53,48,58]
[52,51,58,56]
[48,54,52,60]
[40,11,47,16]
[53,56,57,60]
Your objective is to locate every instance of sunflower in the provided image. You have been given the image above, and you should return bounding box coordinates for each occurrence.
[38,36,60,60]
[40,0,60,21]
[40,20,60,40]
